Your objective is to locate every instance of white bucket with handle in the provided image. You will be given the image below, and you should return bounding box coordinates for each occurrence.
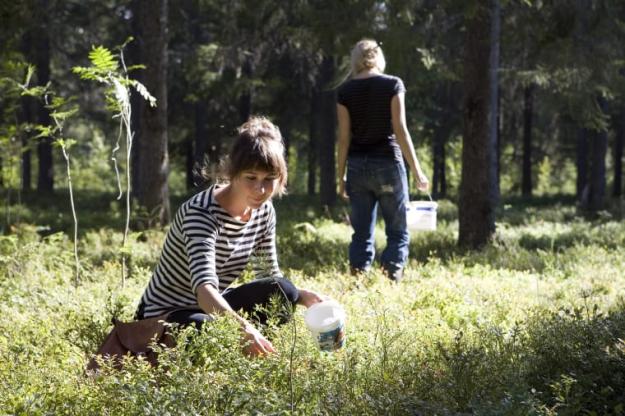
[406,199,438,231]
[304,300,346,351]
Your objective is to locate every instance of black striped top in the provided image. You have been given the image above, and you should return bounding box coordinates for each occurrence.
[337,74,405,157]
[136,185,281,318]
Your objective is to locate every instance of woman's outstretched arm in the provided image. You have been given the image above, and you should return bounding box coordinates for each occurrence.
[391,92,429,191]
[196,283,276,357]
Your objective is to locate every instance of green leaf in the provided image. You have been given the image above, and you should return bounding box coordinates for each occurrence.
[126,64,146,72]
[22,65,35,88]
[50,108,78,122]
[131,80,157,107]
[20,85,47,98]
[34,125,54,138]
[57,138,77,149]
[88,46,118,72]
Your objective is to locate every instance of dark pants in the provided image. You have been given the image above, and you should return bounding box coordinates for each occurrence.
[167,277,299,328]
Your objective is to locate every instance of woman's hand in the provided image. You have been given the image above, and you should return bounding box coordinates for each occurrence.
[298,288,327,308]
[241,324,276,357]
[338,179,349,201]
[415,172,430,192]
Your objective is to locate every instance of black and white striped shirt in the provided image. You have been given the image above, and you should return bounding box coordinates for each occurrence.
[137,185,282,318]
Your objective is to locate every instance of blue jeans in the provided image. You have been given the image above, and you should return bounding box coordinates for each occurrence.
[346,154,409,272]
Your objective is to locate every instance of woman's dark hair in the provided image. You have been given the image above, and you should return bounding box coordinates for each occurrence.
[199,116,288,196]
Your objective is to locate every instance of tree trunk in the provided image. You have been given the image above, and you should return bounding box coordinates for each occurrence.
[521,84,534,197]
[193,99,210,186]
[488,0,501,205]
[307,91,319,196]
[318,55,337,207]
[129,0,143,195]
[239,57,253,123]
[30,2,53,193]
[432,121,450,199]
[136,0,170,226]
[587,97,608,211]
[20,32,35,192]
[576,127,589,202]
[458,2,496,249]
[614,117,623,198]
[185,130,194,190]
[20,97,34,192]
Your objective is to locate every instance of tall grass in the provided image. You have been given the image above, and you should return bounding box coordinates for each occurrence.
[1,193,625,414]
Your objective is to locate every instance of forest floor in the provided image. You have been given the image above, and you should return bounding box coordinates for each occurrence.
[1,192,625,415]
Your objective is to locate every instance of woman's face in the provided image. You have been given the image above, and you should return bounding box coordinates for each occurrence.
[232,169,279,209]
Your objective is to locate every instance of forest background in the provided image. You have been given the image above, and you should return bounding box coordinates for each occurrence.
[2,0,625,414]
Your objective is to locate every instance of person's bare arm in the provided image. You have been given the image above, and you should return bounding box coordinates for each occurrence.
[391,93,429,191]
[336,103,351,199]
[196,283,276,356]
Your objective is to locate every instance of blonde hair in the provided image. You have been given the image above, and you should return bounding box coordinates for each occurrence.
[350,39,386,75]
[215,116,288,196]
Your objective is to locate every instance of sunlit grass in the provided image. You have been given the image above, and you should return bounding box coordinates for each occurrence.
[1,193,625,414]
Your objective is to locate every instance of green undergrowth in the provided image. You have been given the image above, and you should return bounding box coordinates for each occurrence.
[1,193,625,414]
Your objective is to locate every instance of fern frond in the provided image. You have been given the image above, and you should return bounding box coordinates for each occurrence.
[126,64,146,72]
[131,80,157,107]
[51,108,79,122]
[22,64,35,88]
[20,85,47,98]
[34,125,55,138]
[88,46,118,72]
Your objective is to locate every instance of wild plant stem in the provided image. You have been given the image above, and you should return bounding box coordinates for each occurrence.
[45,92,80,286]
[61,146,80,286]
[289,310,296,414]
[112,117,123,200]
[120,110,132,288]
[118,50,134,289]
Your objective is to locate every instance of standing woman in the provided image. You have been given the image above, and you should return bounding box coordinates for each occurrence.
[336,39,429,282]
[135,116,324,356]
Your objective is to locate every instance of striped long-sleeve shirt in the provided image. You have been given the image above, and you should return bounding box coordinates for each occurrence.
[136,185,281,318]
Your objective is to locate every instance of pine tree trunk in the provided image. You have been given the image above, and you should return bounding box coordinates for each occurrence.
[20,97,33,192]
[307,91,319,196]
[238,57,253,123]
[432,121,450,199]
[318,55,337,207]
[614,121,623,198]
[488,0,501,205]
[30,3,53,193]
[458,2,496,249]
[185,130,194,190]
[129,0,143,195]
[193,100,209,181]
[136,0,170,226]
[576,128,589,202]
[588,97,608,211]
[521,84,534,197]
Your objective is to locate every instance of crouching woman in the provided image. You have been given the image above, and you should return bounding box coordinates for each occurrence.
[134,116,324,356]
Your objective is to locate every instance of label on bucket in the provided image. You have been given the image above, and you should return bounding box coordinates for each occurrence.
[406,201,437,231]
[316,322,345,351]
[305,300,346,351]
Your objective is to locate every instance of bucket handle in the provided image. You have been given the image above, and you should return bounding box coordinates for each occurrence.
[409,193,435,204]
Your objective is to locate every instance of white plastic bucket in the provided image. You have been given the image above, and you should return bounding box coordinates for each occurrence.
[406,201,438,231]
[304,300,346,351]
